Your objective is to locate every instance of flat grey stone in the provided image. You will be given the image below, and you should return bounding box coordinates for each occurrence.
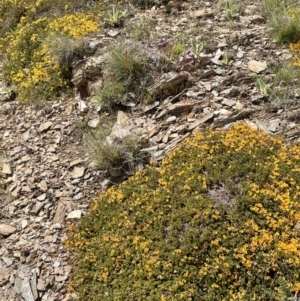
[219,108,232,116]
[0,224,17,236]
[14,277,22,294]
[39,122,53,132]
[53,201,68,224]
[165,116,176,124]
[221,99,236,107]
[38,180,47,192]
[69,159,82,167]
[21,278,35,301]
[88,118,99,128]
[21,220,28,229]
[237,51,244,58]
[78,101,88,113]
[73,193,83,201]
[167,103,193,116]
[192,8,214,18]
[55,275,68,282]
[37,193,47,201]
[267,119,281,132]
[71,167,85,178]
[32,201,45,215]
[140,146,159,153]
[107,30,119,37]
[2,163,12,174]
[66,210,82,220]
[30,271,38,300]
[248,60,267,74]
[213,109,254,128]
[0,268,10,283]
[36,279,46,291]
[235,101,244,110]
[2,257,13,266]
[189,112,214,130]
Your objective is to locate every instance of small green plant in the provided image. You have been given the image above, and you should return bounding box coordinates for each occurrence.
[44,33,87,78]
[274,62,300,84]
[105,44,147,82]
[190,38,205,56]
[169,43,185,59]
[222,0,241,20]
[265,277,298,301]
[221,51,235,65]
[175,33,185,43]
[104,5,127,27]
[94,81,126,106]
[126,18,154,41]
[83,127,141,173]
[257,77,273,96]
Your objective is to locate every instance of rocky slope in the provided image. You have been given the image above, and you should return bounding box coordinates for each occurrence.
[1,0,300,300]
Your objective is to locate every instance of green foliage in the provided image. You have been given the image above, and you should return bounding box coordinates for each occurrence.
[263,0,300,44]
[101,42,153,107]
[126,18,154,41]
[105,44,147,82]
[174,33,185,43]
[274,64,299,84]
[44,33,87,76]
[221,51,235,65]
[265,59,300,105]
[83,127,141,172]
[221,0,242,20]
[104,5,127,27]
[265,277,298,301]
[169,44,185,59]
[94,80,126,106]
[190,38,204,56]
[66,123,300,300]
[257,77,273,97]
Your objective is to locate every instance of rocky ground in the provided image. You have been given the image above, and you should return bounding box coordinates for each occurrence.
[1,0,300,300]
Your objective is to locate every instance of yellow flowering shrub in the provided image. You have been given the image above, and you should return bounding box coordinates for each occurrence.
[0,0,99,36]
[47,13,99,39]
[290,41,300,67]
[0,0,101,103]
[66,123,300,300]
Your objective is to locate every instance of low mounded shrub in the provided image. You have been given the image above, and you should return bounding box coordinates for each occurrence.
[66,123,300,300]
[0,1,101,103]
[0,0,99,36]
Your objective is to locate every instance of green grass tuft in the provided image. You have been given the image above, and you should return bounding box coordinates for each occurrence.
[263,0,300,44]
